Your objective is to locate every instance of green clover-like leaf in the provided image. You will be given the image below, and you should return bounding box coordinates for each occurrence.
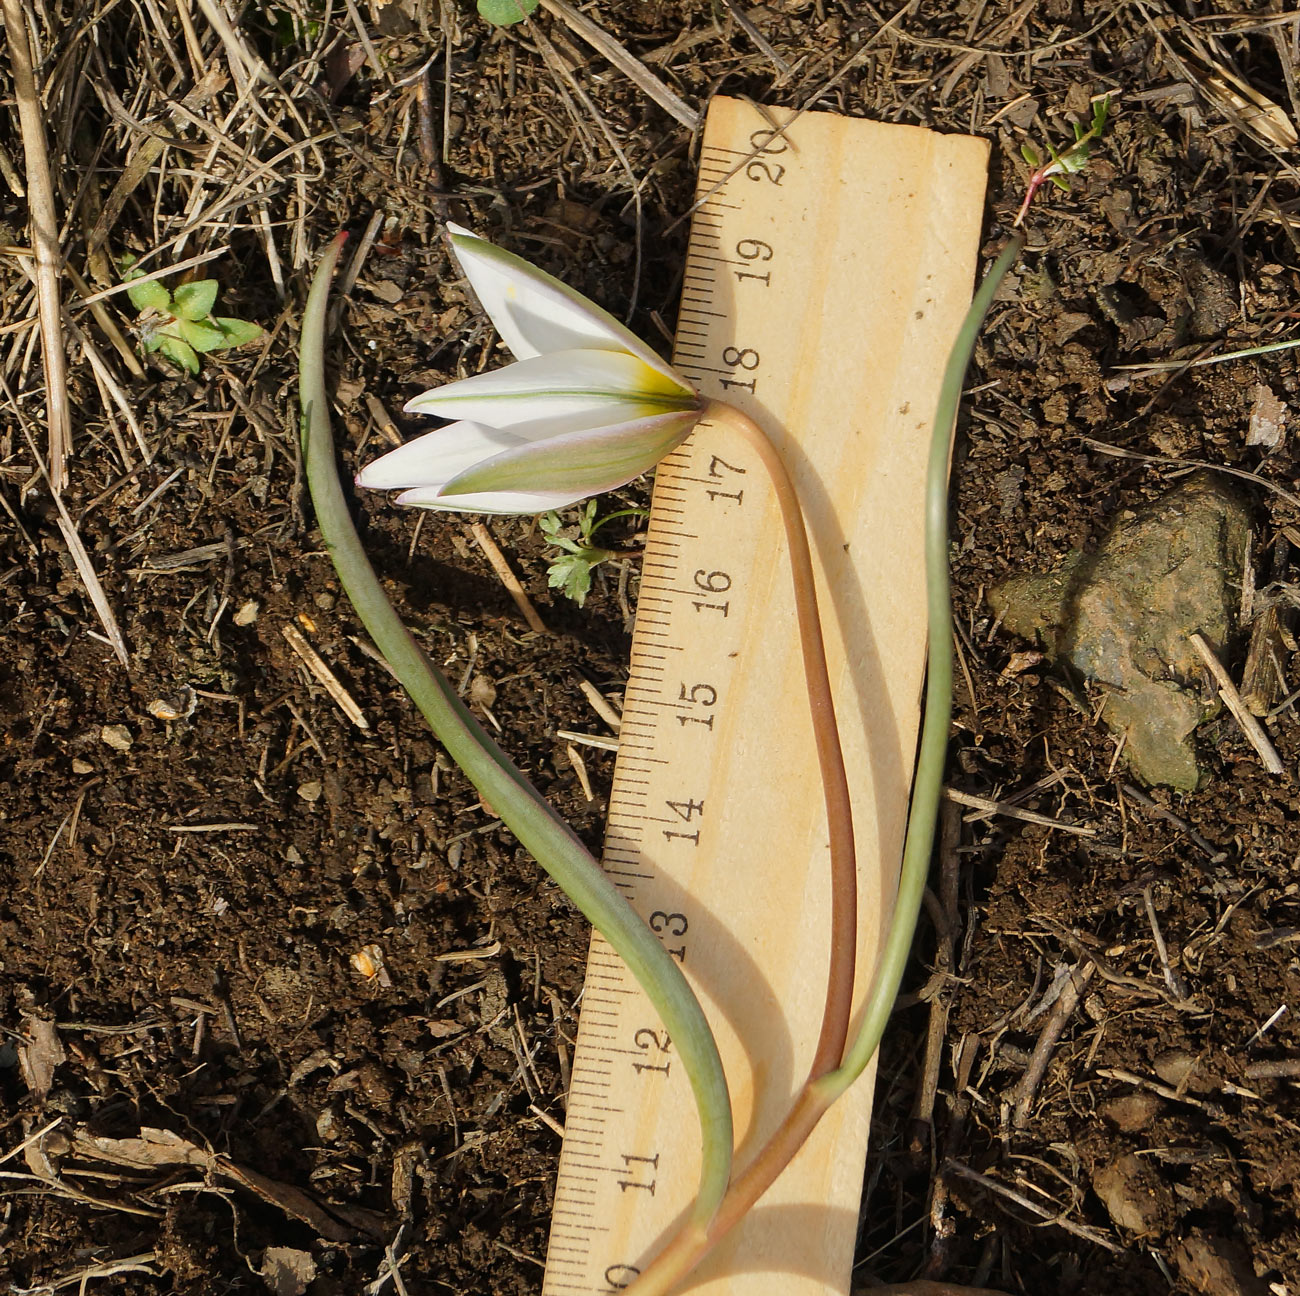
[213,317,263,347]
[157,333,200,375]
[128,279,172,314]
[477,0,539,25]
[171,279,219,321]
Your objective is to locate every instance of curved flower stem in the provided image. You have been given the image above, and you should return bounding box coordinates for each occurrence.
[699,399,859,1077]
[299,233,733,1227]
[820,232,1024,1097]
[626,235,1025,1296]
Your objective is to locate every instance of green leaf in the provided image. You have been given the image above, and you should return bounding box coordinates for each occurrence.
[128,279,172,313]
[171,279,219,321]
[177,317,228,353]
[547,551,597,606]
[213,316,263,347]
[1020,144,1040,167]
[477,0,539,25]
[158,334,200,374]
[140,332,163,353]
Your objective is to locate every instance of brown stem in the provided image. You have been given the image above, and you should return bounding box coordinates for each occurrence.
[622,401,860,1296]
[700,399,857,1077]
[625,1080,840,1296]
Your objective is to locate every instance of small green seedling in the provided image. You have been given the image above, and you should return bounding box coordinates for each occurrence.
[540,502,647,607]
[122,260,262,375]
[477,0,538,25]
[1015,95,1111,226]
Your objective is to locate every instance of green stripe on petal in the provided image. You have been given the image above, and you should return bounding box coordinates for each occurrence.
[404,348,696,430]
[438,410,700,505]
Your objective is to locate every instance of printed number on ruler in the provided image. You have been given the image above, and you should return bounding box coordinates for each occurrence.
[543,120,797,1296]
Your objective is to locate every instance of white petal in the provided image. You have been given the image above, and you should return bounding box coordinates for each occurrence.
[404,348,696,430]
[395,485,589,514]
[355,421,524,492]
[446,224,685,385]
[440,410,699,502]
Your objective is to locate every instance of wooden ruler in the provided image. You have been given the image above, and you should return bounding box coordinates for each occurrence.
[542,99,988,1296]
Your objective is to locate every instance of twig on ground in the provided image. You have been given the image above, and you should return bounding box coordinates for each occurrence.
[576,679,622,732]
[944,1160,1123,1253]
[1008,961,1095,1128]
[946,787,1097,835]
[555,729,618,752]
[469,522,549,634]
[281,623,370,730]
[1120,783,1226,861]
[718,0,791,75]
[1188,632,1285,774]
[909,802,962,1161]
[539,0,699,130]
[8,386,129,665]
[1142,887,1191,1001]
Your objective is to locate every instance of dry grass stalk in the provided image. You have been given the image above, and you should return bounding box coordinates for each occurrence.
[1188,631,1285,774]
[282,622,371,730]
[540,0,699,131]
[3,0,73,490]
[945,787,1097,835]
[469,521,549,634]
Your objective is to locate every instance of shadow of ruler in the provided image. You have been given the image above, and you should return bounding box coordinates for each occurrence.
[542,97,988,1296]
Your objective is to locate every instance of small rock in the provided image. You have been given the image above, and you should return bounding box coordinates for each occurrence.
[1172,1231,1268,1296]
[1099,1091,1164,1132]
[1247,384,1287,449]
[1091,1151,1173,1235]
[99,724,133,752]
[990,474,1252,789]
[297,780,322,802]
[1154,1049,1212,1095]
[71,758,94,775]
[258,1247,317,1296]
[233,599,259,626]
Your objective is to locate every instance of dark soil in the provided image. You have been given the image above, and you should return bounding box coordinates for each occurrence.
[2,2,1299,1293]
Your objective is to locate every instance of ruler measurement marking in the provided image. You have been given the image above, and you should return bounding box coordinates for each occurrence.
[544,96,986,1296]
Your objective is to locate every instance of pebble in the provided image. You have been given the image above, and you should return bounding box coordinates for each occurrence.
[100,724,133,752]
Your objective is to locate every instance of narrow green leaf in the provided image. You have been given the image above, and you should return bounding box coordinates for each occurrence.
[178,317,228,353]
[128,280,172,313]
[213,317,263,347]
[158,334,200,374]
[172,279,219,321]
[477,0,539,25]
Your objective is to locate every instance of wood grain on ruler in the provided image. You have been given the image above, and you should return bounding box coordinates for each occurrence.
[543,98,989,1296]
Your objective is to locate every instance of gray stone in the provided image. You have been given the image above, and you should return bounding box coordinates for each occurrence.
[990,474,1252,789]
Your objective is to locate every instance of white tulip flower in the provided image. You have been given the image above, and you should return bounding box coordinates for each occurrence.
[356,224,704,514]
